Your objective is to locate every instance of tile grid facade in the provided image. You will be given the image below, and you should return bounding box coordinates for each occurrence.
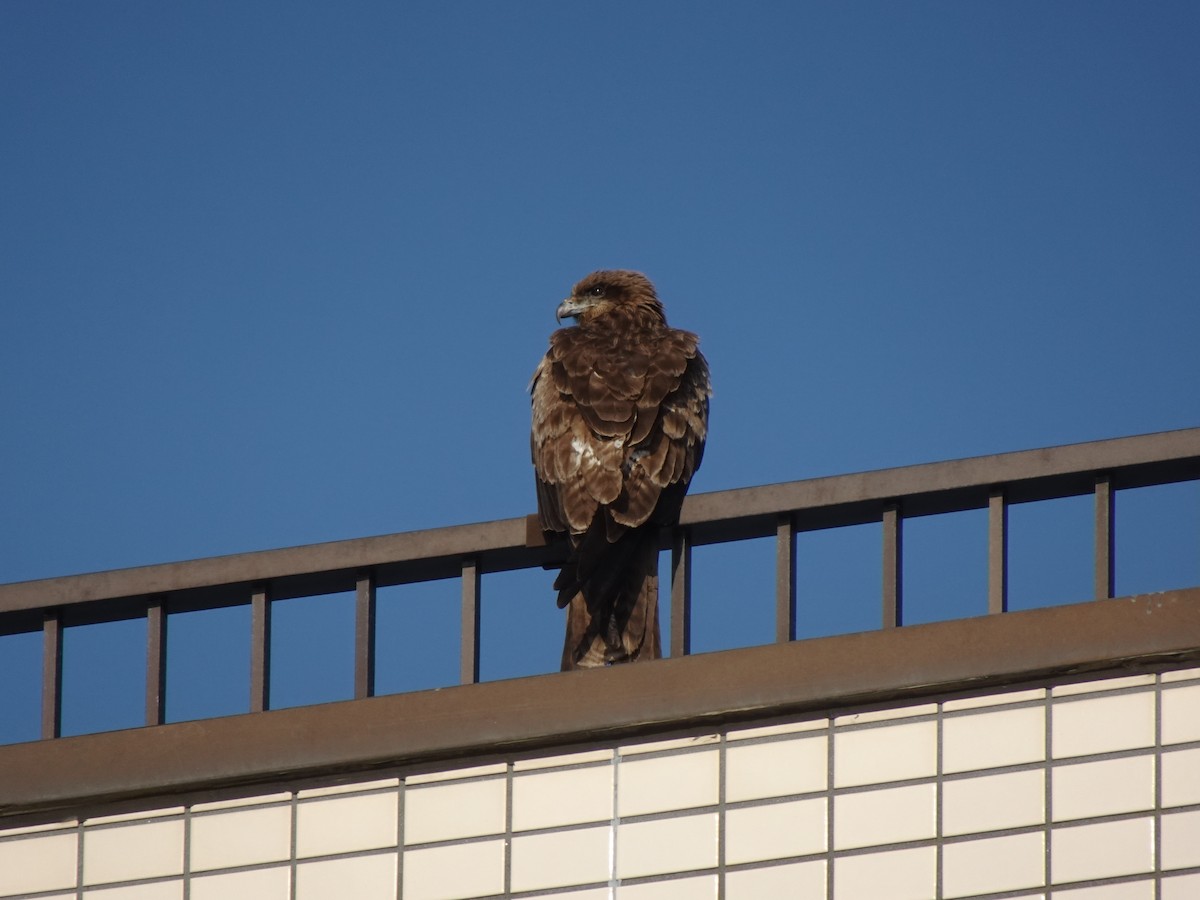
[2,667,1199,900]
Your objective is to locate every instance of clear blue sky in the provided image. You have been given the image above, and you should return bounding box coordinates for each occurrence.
[2,2,1198,742]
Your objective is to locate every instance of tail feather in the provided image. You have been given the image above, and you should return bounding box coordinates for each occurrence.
[553,514,639,610]
[560,528,661,670]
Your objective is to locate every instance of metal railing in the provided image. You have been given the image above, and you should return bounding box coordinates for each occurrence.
[2,427,1198,742]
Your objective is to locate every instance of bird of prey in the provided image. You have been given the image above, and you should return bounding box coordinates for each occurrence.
[530,270,711,670]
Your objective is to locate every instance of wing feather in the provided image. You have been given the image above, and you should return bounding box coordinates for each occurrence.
[533,324,709,533]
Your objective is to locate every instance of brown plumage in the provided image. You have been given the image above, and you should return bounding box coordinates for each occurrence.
[530,270,711,670]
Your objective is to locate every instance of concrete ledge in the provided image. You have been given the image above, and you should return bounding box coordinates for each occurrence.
[2,587,1197,822]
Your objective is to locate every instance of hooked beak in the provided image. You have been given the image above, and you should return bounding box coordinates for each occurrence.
[555,295,591,324]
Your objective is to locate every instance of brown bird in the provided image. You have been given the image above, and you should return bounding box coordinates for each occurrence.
[530,270,711,670]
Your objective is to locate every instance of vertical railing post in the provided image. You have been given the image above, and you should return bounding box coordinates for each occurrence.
[775,514,796,643]
[988,488,1008,614]
[355,571,376,700]
[882,502,902,628]
[461,558,481,685]
[670,528,692,658]
[41,609,62,739]
[146,596,167,725]
[250,584,271,713]
[1095,473,1114,599]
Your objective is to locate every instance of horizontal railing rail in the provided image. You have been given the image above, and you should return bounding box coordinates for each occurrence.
[2,426,1198,741]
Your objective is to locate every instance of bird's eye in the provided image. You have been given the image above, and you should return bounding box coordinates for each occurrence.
[589,285,605,297]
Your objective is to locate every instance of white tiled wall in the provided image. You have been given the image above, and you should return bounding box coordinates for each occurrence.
[3,665,1199,900]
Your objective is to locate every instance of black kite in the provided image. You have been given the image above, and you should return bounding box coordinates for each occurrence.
[531,270,711,670]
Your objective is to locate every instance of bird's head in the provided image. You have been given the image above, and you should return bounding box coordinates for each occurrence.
[556,270,664,326]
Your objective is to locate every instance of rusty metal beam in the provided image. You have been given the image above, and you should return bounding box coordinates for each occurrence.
[988,488,1008,614]
[354,572,376,700]
[460,558,480,685]
[3,587,1198,822]
[670,529,692,658]
[882,502,902,628]
[249,585,270,714]
[1095,473,1115,600]
[40,610,62,740]
[145,597,166,726]
[775,514,796,643]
